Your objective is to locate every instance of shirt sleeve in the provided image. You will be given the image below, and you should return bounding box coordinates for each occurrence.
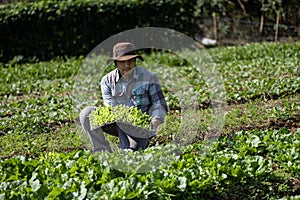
[148,74,168,121]
[100,76,115,107]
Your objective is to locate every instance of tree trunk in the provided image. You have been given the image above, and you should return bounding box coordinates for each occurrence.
[236,0,247,15]
[274,12,280,42]
[260,0,265,36]
[213,12,217,40]
[259,14,264,35]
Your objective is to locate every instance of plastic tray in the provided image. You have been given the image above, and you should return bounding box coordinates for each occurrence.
[91,121,156,139]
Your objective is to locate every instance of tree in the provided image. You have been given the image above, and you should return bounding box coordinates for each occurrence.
[260,0,284,42]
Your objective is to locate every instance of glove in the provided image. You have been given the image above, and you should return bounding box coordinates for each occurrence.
[151,117,163,132]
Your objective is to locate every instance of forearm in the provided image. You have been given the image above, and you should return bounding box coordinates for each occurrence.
[150,104,167,132]
[150,104,167,122]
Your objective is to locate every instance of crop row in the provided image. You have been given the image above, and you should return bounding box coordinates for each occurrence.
[1,42,299,158]
[153,42,300,106]
[0,92,298,159]
[0,128,299,199]
[0,57,81,96]
[1,43,299,104]
[0,95,73,135]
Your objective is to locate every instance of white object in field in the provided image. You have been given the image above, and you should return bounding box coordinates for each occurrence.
[201,37,217,46]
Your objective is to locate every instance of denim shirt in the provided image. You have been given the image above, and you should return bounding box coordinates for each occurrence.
[100,66,168,121]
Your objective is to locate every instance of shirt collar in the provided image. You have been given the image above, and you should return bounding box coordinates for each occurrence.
[115,69,121,83]
[115,66,139,83]
[132,66,139,80]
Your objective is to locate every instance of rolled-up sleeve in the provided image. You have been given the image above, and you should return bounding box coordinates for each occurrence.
[148,75,168,121]
[101,76,115,107]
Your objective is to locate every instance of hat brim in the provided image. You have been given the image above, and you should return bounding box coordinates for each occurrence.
[106,55,144,65]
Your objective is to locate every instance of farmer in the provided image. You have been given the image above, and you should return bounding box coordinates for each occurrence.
[79,42,168,152]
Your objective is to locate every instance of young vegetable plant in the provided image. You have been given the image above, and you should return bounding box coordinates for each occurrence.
[89,105,152,131]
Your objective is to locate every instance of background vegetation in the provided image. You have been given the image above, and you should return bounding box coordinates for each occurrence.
[0,0,299,62]
[0,0,299,199]
[1,42,299,199]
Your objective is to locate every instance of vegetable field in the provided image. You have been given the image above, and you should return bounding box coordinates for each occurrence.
[0,42,299,199]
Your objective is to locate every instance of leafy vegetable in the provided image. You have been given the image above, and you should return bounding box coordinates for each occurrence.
[89,105,152,131]
[0,128,299,199]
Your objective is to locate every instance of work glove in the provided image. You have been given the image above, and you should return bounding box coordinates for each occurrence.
[151,117,163,132]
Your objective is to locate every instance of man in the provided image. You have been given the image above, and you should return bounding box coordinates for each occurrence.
[79,42,168,152]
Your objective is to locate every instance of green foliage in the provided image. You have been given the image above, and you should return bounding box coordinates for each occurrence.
[0,42,299,198]
[261,0,284,15]
[0,128,299,199]
[0,95,73,135]
[0,0,197,62]
[90,105,151,131]
[207,42,300,102]
[1,42,299,158]
[1,0,298,62]
[144,42,300,108]
[0,57,82,96]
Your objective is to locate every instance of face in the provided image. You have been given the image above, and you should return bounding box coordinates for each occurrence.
[116,58,136,77]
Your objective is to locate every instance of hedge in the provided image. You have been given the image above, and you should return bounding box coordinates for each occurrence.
[0,0,198,62]
[0,0,299,63]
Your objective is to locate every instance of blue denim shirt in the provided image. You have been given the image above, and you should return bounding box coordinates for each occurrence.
[100,66,168,121]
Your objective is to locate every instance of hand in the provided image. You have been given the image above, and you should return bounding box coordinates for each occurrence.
[151,117,163,132]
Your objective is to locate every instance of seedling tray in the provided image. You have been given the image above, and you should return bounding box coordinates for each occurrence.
[91,121,156,139]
